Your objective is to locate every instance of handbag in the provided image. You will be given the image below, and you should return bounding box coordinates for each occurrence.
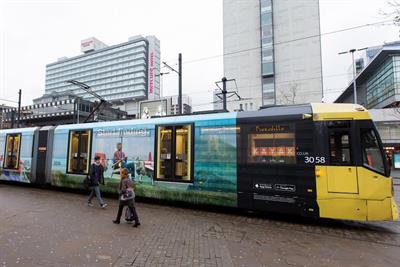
[120,187,135,201]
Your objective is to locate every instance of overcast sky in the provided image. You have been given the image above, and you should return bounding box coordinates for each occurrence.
[0,0,399,109]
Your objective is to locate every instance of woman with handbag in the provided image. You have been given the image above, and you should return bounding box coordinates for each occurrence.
[112,168,140,227]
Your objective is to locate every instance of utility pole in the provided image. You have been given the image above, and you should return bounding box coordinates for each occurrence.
[74,97,80,124]
[339,47,367,104]
[0,108,3,129]
[17,89,21,128]
[76,97,80,124]
[178,53,182,115]
[222,77,227,111]
[163,53,183,114]
[10,110,15,128]
[215,77,242,112]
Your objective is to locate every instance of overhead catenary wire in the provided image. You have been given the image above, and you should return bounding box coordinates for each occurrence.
[158,19,395,104]
[191,97,256,108]
[162,19,393,67]
[163,19,394,111]
[181,71,354,97]
[4,19,388,111]
[0,98,19,104]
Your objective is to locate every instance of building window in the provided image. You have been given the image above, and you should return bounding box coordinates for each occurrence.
[262,77,275,105]
[67,130,92,174]
[260,0,274,77]
[3,133,21,170]
[366,57,396,108]
[247,124,296,164]
[156,124,193,182]
[260,0,275,106]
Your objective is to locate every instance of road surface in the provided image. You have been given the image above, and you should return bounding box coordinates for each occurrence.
[0,184,399,267]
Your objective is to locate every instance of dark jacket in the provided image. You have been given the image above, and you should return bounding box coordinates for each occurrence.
[89,163,104,186]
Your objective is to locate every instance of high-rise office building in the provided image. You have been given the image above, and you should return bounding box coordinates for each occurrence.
[45,35,160,115]
[223,0,323,111]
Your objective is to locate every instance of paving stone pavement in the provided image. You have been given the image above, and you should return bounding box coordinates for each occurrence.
[0,184,399,267]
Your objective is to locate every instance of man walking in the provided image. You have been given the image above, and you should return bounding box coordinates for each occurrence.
[88,155,107,208]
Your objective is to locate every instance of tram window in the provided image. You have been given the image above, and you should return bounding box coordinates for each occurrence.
[67,130,92,174]
[361,129,385,173]
[156,124,192,182]
[3,133,21,170]
[158,126,173,179]
[248,132,296,164]
[329,131,351,165]
[175,126,190,179]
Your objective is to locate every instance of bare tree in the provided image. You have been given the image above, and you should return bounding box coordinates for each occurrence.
[388,102,400,118]
[380,0,400,25]
[278,84,299,105]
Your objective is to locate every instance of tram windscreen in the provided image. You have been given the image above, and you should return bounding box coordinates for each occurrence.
[361,129,385,174]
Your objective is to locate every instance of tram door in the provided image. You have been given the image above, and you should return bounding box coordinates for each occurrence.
[326,122,359,194]
[33,127,54,185]
[35,129,48,184]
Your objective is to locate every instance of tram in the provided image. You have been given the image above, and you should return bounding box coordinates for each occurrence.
[0,103,398,221]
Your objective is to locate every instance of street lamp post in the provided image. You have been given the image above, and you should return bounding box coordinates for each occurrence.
[339,47,368,104]
[17,89,21,128]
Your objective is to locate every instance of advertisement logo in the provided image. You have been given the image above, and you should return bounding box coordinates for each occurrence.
[81,40,93,48]
[149,51,154,95]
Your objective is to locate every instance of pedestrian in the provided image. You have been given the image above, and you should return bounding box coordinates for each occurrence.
[113,168,140,227]
[387,155,393,170]
[87,155,107,209]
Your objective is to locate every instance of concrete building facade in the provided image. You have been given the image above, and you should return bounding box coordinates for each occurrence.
[223,0,323,111]
[45,35,160,115]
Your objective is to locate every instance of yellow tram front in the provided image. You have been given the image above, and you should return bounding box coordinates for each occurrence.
[312,104,398,221]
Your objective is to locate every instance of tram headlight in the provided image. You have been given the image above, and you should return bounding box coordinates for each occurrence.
[315,168,323,178]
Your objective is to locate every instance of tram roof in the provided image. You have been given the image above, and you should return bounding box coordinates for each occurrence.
[54,111,237,131]
[237,103,370,121]
[0,127,39,135]
[311,103,371,121]
[0,104,372,133]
